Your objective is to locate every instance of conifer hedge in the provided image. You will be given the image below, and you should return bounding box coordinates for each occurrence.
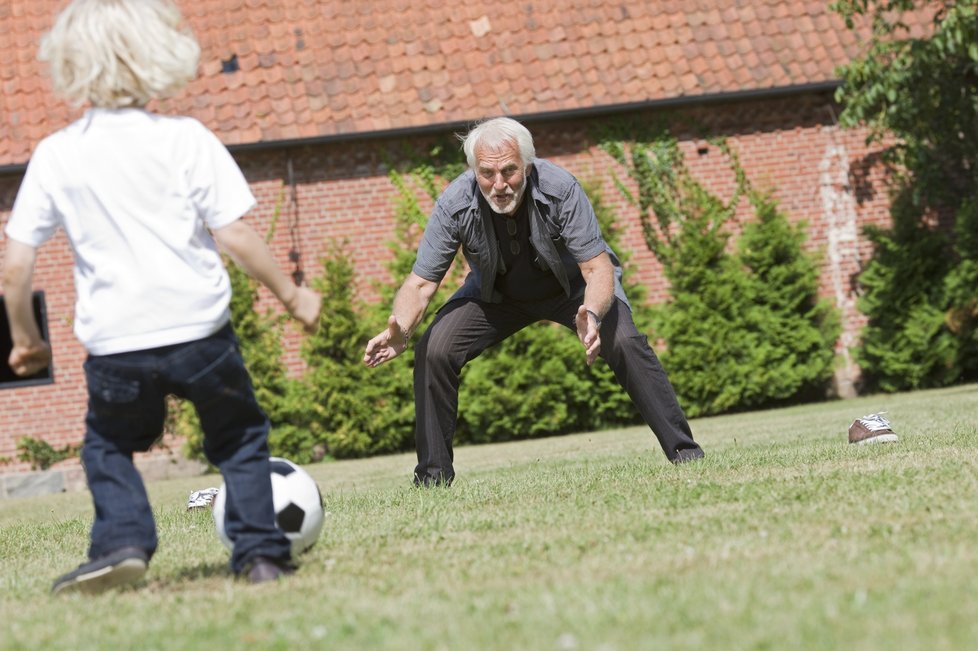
[176,128,841,460]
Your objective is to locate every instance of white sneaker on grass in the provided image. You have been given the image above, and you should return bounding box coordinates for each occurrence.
[848,413,899,445]
[186,487,220,510]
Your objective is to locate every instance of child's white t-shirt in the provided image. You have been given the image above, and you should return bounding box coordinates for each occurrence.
[5,108,255,355]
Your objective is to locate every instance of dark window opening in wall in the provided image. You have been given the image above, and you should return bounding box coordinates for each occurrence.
[0,291,55,388]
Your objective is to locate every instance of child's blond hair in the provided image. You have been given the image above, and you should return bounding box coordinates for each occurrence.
[40,0,200,108]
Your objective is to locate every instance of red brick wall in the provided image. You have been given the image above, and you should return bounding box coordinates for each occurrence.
[0,91,892,473]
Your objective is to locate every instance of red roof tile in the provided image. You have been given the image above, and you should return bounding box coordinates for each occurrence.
[0,0,930,167]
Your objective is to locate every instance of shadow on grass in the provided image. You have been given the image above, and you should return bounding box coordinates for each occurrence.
[150,560,232,589]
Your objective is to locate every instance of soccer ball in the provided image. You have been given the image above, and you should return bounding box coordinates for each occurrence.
[212,457,325,555]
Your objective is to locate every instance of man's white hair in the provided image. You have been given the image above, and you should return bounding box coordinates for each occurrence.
[40,0,200,108]
[461,117,537,168]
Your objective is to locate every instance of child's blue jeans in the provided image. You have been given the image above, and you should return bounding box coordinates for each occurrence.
[80,322,290,573]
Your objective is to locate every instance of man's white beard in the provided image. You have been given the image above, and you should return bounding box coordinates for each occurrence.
[482,177,527,215]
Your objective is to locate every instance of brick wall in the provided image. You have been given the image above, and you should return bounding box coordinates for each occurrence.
[0,91,892,474]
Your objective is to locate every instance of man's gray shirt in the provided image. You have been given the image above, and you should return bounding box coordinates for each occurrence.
[412,158,630,308]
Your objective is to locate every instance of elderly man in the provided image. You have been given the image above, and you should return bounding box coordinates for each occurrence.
[364,117,703,485]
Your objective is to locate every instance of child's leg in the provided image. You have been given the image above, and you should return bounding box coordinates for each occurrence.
[81,355,166,560]
[174,324,291,574]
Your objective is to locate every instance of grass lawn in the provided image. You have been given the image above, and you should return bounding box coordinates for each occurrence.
[2,383,977,651]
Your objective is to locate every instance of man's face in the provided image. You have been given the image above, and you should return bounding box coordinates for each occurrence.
[475,140,528,215]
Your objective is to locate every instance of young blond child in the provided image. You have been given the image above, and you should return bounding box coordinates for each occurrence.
[2,0,321,593]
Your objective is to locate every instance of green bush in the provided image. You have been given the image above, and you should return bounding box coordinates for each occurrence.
[259,149,469,461]
[735,193,840,404]
[457,324,600,443]
[834,0,978,391]
[854,193,967,391]
[945,197,978,376]
[601,127,839,416]
[290,244,415,459]
[16,437,81,470]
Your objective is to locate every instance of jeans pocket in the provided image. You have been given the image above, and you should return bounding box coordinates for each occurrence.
[84,360,147,435]
[85,363,141,405]
[185,343,253,408]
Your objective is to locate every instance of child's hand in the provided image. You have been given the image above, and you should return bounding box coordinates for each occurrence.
[9,341,52,377]
[287,286,322,333]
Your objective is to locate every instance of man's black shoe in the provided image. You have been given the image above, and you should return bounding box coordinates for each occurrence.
[672,448,705,464]
[413,472,454,488]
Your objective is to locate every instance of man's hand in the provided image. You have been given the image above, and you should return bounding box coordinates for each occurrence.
[363,315,408,368]
[284,286,322,334]
[575,305,601,366]
[9,341,52,377]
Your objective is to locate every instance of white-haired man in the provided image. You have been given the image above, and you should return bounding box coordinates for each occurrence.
[364,117,704,486]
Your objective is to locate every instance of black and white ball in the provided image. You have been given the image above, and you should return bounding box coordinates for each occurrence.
[212,456,325,554]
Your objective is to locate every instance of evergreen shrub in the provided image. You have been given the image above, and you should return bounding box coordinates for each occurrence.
[601,126,839,416]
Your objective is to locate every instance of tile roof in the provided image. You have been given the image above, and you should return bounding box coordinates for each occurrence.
[0,0,920,168]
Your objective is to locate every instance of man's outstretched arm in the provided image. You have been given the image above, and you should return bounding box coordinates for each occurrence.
[363,272,440,368]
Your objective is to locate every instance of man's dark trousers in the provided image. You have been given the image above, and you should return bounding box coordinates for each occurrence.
[412,294,703,485]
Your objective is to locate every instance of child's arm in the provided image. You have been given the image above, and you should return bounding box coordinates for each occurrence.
[2,239,52,376]
[212,220,321,332]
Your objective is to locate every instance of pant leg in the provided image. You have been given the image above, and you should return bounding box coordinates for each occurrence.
[552,297,703,461]
[168,325,290,573]
[413,299,530,485]
[81,355,165,560]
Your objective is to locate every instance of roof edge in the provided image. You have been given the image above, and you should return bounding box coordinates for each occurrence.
[227,80,842,154]
[0,81,841,177]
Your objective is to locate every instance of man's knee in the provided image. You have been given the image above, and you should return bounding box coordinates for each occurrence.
[415,325,460,370]
[604,328,653,361]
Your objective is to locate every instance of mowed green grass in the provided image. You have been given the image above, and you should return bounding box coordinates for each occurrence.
[2,384,977,651]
